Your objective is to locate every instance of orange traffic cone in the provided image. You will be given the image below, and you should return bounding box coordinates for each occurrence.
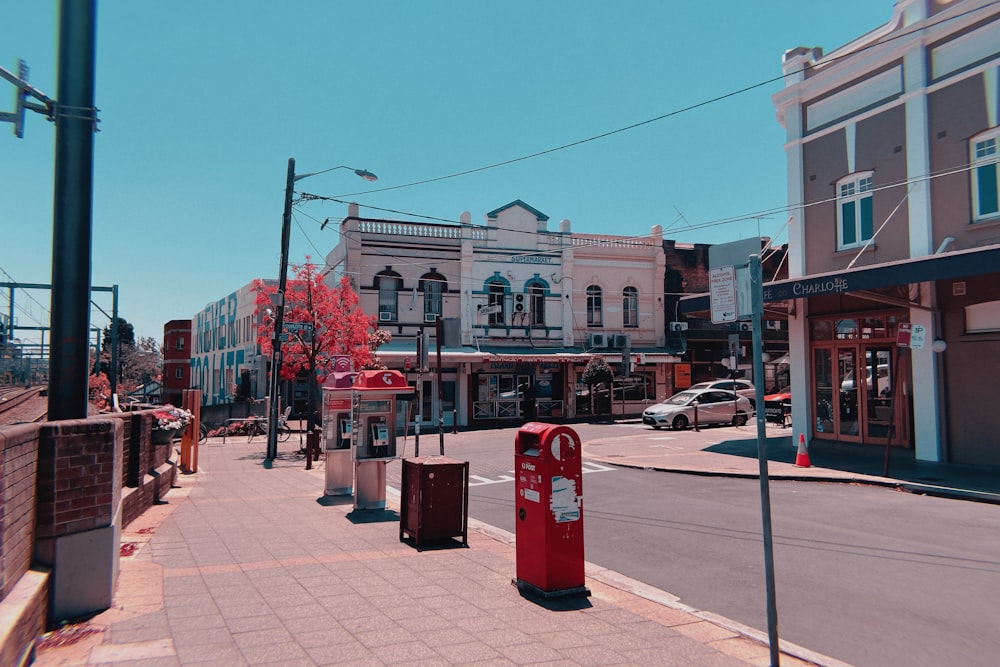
[794,433,812,468]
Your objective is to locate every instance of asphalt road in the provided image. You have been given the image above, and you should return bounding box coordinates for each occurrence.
[386,424,1000,667]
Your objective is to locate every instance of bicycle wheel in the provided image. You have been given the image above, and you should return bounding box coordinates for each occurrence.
[199,423,208,443]
[247,422,259,443]
[277,425,291,442]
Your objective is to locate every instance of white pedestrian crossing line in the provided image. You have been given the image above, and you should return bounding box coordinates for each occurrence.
[467,461,616,486]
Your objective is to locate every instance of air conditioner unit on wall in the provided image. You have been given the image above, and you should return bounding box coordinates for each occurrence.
[514,293,526,312]
[612,334,631,349]
[669,322,689,332]
[424,313,438,323]
[379,311,393,322]
[588,333,607,348]
[738,322,752,332]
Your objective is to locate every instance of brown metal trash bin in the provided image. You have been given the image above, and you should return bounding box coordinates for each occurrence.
[399,457,469,548]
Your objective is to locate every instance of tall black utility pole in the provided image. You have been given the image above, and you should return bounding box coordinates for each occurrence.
[266,157,295,466]
[48,0,98,420]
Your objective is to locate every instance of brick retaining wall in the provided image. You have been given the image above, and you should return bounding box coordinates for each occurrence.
[0,424,40,600]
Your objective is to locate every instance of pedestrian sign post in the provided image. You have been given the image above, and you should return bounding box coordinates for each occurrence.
[708,238,781,665]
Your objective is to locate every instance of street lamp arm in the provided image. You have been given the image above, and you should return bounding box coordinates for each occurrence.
[294,165,378,183]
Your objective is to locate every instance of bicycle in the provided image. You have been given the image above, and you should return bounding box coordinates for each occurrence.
[246,414,292,443]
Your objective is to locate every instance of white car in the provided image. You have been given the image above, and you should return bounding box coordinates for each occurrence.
[688,379,756,400]
[642,388,754,430]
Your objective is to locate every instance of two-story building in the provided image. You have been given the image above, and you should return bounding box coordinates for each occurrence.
[161,319,191,408]
[770,0,1000,465]
[325,200,684,428]
[191,281,274,407]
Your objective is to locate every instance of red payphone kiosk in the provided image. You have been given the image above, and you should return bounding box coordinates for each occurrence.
[321,371,357,496]
[352,370,413,510]
[514,422,589,599]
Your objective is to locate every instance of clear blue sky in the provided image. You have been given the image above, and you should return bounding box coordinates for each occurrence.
[2,1,888,347]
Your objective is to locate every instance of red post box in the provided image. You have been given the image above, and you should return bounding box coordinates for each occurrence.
[514,422,590,599]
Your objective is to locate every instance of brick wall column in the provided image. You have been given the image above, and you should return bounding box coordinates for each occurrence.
[34,418,122,623]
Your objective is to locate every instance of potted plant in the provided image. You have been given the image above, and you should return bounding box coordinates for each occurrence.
[151,406,193,445]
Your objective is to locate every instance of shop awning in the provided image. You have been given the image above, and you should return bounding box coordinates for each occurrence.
[680,245,1000,315]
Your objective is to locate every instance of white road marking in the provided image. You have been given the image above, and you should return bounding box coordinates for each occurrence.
[467,461,616,486]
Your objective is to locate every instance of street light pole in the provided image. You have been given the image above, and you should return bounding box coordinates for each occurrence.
[265,157,296,467]
[265,158,377,467]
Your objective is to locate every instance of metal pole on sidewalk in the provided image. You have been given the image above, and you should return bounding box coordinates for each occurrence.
[47,0,97,420]
[750,253,781,665]
[436,315,444,455]
[266,158,295,467]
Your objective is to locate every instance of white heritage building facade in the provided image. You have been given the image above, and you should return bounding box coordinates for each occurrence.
[325,200,682,429]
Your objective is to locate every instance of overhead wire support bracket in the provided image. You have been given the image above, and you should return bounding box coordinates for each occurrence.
[0,59,57,138]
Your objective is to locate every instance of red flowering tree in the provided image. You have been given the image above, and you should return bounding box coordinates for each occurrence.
[254,261,391,426]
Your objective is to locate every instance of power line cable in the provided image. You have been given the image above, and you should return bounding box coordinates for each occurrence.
[318,0,999,201]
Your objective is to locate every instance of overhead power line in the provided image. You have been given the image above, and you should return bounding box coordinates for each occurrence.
[324,0,999,201]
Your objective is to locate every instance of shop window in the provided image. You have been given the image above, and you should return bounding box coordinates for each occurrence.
[587,285,603,326]
[834,319,859,340]
[836,172,874,250]
[971,129,999,221]
[623,286,638,328]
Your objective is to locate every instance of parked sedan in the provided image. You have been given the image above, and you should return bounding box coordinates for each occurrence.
[642,388,754,430]
[687,379,757,408]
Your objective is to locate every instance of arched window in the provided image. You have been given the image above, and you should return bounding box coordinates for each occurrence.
[623,286,638,328]
[586,285,603,326]
[420,269,447,322]
[836,172,874,250]
[375,267,402,322]
[525,277,548,327]
[487,279,507,326]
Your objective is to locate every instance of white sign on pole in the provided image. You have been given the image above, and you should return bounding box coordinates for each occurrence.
[709,237,761,320]
[909,324,926,349]
[710,266,737,323]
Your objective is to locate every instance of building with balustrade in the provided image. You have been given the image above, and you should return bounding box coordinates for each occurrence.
[325,200,687,428]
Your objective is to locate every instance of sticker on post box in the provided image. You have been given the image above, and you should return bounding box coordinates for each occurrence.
[550,476,580,523]
[519,469,541,503]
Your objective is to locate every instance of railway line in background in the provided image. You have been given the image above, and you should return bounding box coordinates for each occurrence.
[0,385,48,424]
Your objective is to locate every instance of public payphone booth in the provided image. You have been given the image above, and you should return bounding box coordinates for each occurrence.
[321,371,357,496]
[351,370,413,509]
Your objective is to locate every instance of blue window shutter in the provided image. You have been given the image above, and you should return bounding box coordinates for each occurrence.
[860,196,873,240]
[977,163,999,216]
[841,201,857,246]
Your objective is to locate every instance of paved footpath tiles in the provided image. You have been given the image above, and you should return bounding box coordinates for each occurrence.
[32,439,829,666]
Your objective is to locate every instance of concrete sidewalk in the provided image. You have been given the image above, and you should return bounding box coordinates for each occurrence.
[584,421,1000,505]
[33,437,835,667]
